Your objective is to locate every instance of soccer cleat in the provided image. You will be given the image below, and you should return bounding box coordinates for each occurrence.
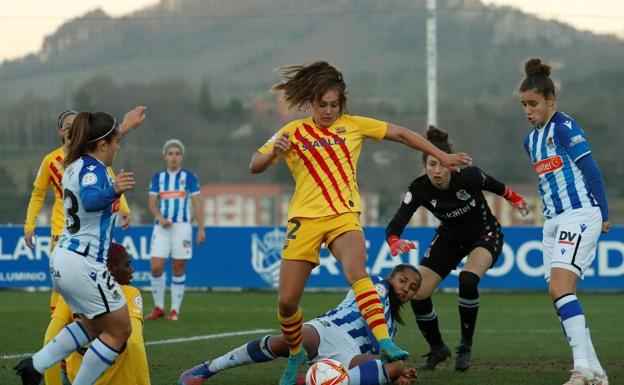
[417,343,451,370]
[379,338,409,363]
[169,309,179,321]
[147,306,165,320]
[454,343,472,371]
[178,360,215,385]
[14,357,43,385]
[563,367,595,385]
[279,349,307,385]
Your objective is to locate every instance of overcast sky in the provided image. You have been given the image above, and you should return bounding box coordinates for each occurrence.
[1,0,622,62]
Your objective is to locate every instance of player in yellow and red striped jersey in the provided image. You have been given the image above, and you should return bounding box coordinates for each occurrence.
[250,61,472,385]
[23,108,142,385]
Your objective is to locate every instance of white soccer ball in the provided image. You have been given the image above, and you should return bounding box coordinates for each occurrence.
[305,358,350,385]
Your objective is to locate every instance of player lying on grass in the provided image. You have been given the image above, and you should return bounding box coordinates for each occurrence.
[179,264,421,385]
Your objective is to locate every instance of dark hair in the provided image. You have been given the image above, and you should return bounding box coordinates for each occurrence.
[64,111,118,167]
[422,125,454,163]
[388,264,421,326]
[519,58,555,99]
[272,61,347,114]
[107,242,130,283]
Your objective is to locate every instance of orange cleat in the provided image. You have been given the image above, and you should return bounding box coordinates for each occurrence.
[147,306,165,321]
[169,309,179,321]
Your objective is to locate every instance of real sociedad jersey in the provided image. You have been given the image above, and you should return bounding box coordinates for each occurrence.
[149,169,200,223]
[314,276,396,355]
[524,111,598,218]
[58,155,120,262]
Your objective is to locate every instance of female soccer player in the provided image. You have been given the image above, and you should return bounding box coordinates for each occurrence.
[15,108,146,385]
[24,108,140,385]
[179,264,421,385]
[518,58,610,385]
[386,125,528,372]
[249,61,472,385]
[147,139,205,322]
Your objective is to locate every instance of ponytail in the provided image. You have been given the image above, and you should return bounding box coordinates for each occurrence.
[63,111,118,167]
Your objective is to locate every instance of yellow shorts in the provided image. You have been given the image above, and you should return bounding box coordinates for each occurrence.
[282,212,362,265]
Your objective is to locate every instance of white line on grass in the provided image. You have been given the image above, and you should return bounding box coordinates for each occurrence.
[0,328,276,361]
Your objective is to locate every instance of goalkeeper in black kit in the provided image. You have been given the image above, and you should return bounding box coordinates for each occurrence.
[385,125,529,372]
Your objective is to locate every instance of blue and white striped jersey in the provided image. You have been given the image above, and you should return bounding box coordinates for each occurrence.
[58,155,120,262]
[149,169,200,223]
[524,111,598,218]
[314,276,396,355]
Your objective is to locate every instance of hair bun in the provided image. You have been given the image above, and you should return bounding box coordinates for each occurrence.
[426,125,448,142]
[524,58,551,77]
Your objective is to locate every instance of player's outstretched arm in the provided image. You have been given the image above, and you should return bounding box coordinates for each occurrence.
[384,123,471,171]
[119,106,147,135]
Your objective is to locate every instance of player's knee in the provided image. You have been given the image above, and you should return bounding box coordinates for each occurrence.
[277,296,299,316]
[410,297,433,315]
[458,271,480,298]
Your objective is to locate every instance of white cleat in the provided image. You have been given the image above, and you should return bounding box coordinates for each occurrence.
[592,370,608,385]
[563,367,595,385]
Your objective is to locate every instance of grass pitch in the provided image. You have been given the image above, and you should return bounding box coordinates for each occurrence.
[0,290,621,385]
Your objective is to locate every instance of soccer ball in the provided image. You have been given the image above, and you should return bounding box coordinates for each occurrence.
[305,358,350,385]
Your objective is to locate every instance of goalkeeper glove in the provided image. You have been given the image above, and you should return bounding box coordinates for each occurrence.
[503,186,529,216]
[387,235,415,257]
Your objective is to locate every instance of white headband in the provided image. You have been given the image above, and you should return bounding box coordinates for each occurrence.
[88,119,117,143]
[162,139,185,155]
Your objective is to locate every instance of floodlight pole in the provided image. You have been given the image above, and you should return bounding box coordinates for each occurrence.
[426,0,437,127]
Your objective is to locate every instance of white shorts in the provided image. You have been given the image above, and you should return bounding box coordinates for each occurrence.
[542,206,602,281]
[150,222,193,260]
[305,319,362,368]
[50,247,126,319]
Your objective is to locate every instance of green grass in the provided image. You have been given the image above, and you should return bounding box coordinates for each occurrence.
[1,290,622,385]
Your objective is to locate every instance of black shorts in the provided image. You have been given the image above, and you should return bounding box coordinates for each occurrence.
[420,225,504,279]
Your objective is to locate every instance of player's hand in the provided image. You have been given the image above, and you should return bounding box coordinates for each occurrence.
[503,186,529,217]
[113,170,135,194]
[159,218,172,228]
[441,152,472,172]
[196,228,206,244]
[24,231,35,249]
[120,212,131,230]
[602,220,611,233]
[387,235,415,257]
[272,132,291,157]
[119,106,147,134]
[395,367,417,385]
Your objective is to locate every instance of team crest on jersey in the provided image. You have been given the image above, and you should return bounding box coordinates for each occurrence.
[546,137,556,150]
[456,189,471,201]
[403,191,412,204]
[335,127,347,134]
[133,294,143,309]
[112,290,120,299]
[81,172,98,186]
[251,228,285,287]
[375,283,387,298]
